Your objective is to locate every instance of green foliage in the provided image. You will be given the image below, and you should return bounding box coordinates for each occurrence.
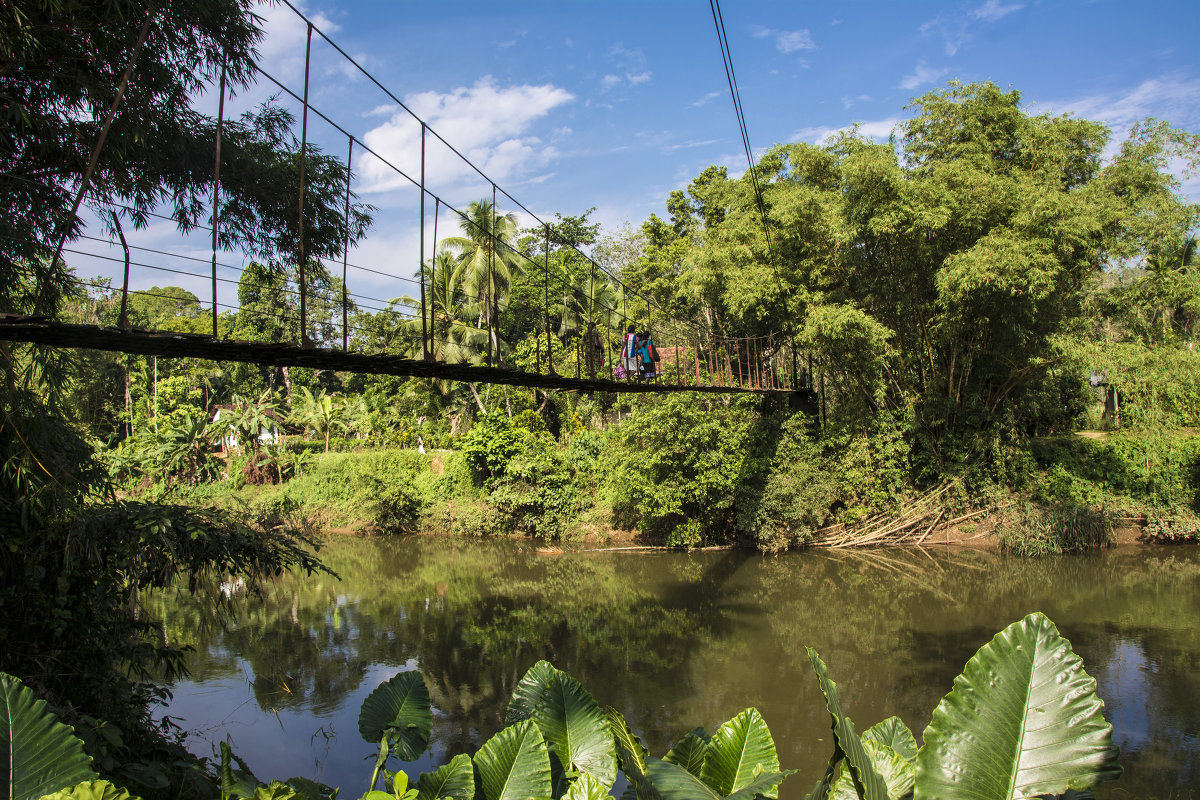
[603,395,761,546]
[38,781,137,800]
[459,413,585,539]
[916,612,1122,797]
[1030,432,1200,509]
[414,755,473,800]
[7,610,1127,800]
[997,502,1116,556]
[473,720,553,800]
[357,672,433,762]
[1,673,95,800]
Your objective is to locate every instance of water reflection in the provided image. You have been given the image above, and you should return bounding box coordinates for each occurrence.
[153,539,1200,797]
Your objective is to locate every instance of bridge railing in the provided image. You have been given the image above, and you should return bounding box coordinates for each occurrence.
[12,1,813,395]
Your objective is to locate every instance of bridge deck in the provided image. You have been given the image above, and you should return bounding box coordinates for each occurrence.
[0,317,813,398]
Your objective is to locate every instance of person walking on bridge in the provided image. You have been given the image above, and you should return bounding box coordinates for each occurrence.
[621,324,639,380]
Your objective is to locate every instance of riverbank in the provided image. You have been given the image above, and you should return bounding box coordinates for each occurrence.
[160,427,1199,553]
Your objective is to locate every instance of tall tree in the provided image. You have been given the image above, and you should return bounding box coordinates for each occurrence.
[443,200,522,364]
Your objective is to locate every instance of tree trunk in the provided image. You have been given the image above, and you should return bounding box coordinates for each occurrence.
[468,382,486,414]
[281,366,294,405]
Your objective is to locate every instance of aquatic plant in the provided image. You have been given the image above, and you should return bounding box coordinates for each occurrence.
[2,612,1120,800]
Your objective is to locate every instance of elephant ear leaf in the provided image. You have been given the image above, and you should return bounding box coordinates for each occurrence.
[37,780,135,800]
[530,672,617,788]
[830,740,914,800]
[700,709,783,799]
[806,649,889,800]
[605,708,659,800]
[915,612,1122,799]
[357,671,433,761]
[415,753,474,800]
[474,719,553,800]
[663,729,709,779]
[507,661,560,726]
[862,717,917,765]
[562,773,611,800]
[1,672,95,800]
[643,758,720,800]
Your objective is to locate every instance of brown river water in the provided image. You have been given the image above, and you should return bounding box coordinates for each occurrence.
[152,536,1200,797]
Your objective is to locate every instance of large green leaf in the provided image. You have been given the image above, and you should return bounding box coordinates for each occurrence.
[862,718,917,765]
[280,777,336,800]
[506,661,559,726]
[531,673,617,788]
[643,759,720,800]
[415,753,474,800]
[830,740,914,800]
[915,612,1122,799]
[806,649,888,800]
[358,671,433,760]
[605,708,658,800]
[473,719,553,800]
[644,759,789,800]
[562,774,611,800]
[700,709,783,799]
[663,729,709,779]
[37,781,135,800]
[1,672,95,800]
[219,741,259,800]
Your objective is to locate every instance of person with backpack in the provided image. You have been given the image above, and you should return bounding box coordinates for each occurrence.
[620,324,639,380]
[639,330,660,381]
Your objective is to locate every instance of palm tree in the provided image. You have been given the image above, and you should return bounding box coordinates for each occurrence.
[290,388,342,453]
[398,250,488,365]
[442,200,523,365]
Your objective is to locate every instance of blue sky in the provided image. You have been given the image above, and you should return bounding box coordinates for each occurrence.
[79,0,1200,306]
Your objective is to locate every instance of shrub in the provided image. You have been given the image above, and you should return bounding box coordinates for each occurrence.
[601,394,760,545]
[997,501,1116,556]
[750,414,839,552]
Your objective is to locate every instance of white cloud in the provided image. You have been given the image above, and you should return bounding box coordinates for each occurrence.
[973,0,1024,22]
[690,91,722,108]
[919,15,971,57]
[792,118,900,146]
[842,93,872,110]
[1052,76,1200,132]
[1048,76,1200,200]
[665,139,720,152]
[776,30,816,53]
[751,25,816,54]
[359,78,574,195]
[899,60,948,91]
[602,44,652,90]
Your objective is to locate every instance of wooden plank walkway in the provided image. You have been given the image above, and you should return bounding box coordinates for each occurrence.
[0,317,814,399]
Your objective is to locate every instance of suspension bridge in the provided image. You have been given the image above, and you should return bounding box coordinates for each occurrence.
[2,1,817,405]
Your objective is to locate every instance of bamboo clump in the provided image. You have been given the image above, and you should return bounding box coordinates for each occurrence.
[808,480,988,548]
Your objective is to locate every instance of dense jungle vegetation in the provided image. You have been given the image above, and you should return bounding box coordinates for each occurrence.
[2,0,1198,797]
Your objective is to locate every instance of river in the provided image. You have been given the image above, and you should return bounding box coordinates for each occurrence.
[152,536,1199,797]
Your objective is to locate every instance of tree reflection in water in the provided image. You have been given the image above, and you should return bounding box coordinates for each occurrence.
[150,538,1200,797]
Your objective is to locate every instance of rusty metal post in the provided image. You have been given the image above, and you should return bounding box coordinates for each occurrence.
[210,55,226,338]
[296,22,313,347]
[544,224,553,374]
[694,336,701,386]
[419,123,429,359]
[341,137,352,350]
[487,183,496,367]
[431,198,439,359]
[607,310,614,381]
